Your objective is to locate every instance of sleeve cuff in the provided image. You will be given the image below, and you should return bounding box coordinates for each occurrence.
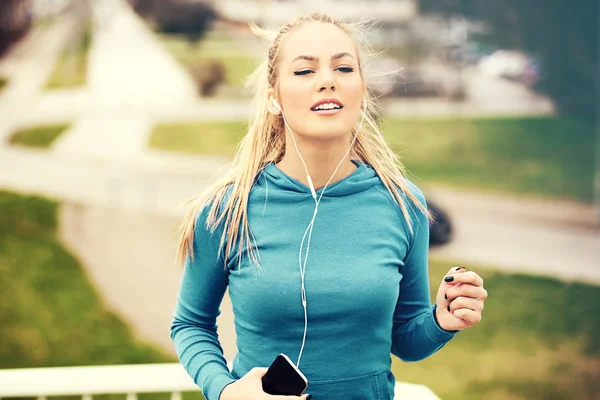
[205,371,237,400]
[424,304,459,344]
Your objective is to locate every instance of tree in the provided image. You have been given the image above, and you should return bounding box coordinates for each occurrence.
[154,1,217,43]
[418,0,599,121]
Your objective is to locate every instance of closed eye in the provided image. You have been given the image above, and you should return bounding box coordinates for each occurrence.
[294,69,313,76]
[293,67,355,76]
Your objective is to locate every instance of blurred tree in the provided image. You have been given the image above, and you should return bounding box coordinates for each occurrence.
[190,59,226,97]
[0,0,33,56]
[129,0,161,18]
[154,1,217,43]
[418,0,599,121]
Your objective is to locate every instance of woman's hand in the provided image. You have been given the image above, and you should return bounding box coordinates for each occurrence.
[435,266,488,332]
[220,367,311,400]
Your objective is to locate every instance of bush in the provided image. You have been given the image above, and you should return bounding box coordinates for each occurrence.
[129,0,161,17]
[154,1,216,42]
[190,60,226,97]
[0,191,58,237]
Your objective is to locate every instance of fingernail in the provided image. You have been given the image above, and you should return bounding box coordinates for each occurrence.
[307,395,313,400]
[444,276,455,282]
[444,293,447,300]
[455,266,465,271]
[447,305,450,312]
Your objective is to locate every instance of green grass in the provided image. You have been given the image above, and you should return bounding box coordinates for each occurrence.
[45,22,92,89]
[383,116,595,203]
[394,258,600,400]
[149,116,595,203]
[0,191,205,400]
[157,32,259,91]
[8,123,70,148]
[149,120,247,157]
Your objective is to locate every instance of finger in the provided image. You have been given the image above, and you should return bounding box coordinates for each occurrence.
[452,308,482,326]
[444,265,467,278]
[443,270,484,287]
[439,266,467,302]
[448,296,484,313]
[446,284,488,302]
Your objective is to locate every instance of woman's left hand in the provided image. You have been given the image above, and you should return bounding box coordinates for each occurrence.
[435,266,488,332]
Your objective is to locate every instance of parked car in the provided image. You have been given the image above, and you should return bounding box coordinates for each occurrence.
[427,199,453,246]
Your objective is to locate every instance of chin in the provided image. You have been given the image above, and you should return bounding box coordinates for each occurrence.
[301,123,355,141]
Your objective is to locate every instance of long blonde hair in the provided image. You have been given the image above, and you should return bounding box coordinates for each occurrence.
[176,13,431,270]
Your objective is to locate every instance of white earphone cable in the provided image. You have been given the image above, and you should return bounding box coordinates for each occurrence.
[276,98,367,368]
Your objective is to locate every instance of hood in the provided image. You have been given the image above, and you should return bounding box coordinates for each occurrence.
[259,159,380,198]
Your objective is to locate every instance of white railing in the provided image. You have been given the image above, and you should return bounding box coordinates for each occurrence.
[0,363,441,400]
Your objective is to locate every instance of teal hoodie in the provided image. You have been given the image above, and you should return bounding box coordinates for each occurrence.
[170,160,457,400]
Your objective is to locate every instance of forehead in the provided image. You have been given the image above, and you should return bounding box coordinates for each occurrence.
[279,21,357,64]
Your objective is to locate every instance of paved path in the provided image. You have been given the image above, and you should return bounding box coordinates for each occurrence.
[51,0,197,162]
[0,10,79,144]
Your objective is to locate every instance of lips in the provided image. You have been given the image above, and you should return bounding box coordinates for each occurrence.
[310,98,344,111]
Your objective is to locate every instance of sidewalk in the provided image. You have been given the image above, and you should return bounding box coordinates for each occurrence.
[0,11,80,144]
[51,0,197,162]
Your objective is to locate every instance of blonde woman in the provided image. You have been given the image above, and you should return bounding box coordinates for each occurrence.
[170,13,488,400]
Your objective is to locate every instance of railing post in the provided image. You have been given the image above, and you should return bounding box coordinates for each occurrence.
[170,392,182,400]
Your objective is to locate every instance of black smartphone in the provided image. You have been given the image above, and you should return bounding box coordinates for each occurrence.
[261,353,309,396]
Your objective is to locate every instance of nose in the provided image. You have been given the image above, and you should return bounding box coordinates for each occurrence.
[319,83,335,92]
[317,72,336,92]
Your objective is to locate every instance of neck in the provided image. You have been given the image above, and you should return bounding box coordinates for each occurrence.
[276,133,358,192]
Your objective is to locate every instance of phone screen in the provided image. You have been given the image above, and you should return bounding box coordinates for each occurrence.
[262,353,309,395]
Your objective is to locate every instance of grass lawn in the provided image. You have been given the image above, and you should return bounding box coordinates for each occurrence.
[149,116,595,203]
[8,123,71,148]
[0,191,205,400]
[1,190,598,399]
[45,22,92,89]
[395,258,600,400]
[157,31,259,93]
[149,120,247,157]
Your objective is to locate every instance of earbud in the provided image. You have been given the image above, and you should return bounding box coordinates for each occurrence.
[271,98,282,112]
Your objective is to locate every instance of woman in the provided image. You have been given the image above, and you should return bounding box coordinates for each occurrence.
[170,13,488,400]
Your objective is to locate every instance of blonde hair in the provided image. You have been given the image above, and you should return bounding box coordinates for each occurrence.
[176,13,431,270]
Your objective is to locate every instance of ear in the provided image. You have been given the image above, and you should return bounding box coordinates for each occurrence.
[267,89,281,116]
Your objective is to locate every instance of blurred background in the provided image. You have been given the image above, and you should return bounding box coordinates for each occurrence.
[0,0,598,399]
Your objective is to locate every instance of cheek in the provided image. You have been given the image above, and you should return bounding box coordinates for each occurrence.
[278,79,308,113]
[346,77,365,102]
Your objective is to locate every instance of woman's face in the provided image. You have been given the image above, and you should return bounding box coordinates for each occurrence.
[273,21,365,141]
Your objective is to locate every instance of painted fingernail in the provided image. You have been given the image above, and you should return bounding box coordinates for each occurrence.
[307,395,313,400]
[444,276,455,282]
[455,266,465,271]
[447,305,450,312]
[444,293,447,300]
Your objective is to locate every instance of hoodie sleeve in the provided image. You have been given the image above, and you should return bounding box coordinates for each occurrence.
[170,204,237,400]
[390,181,458,362]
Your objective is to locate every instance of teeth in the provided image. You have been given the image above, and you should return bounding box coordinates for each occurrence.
[314,102,341,110]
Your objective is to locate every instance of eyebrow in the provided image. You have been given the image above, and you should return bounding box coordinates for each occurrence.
[291,52,355,63]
